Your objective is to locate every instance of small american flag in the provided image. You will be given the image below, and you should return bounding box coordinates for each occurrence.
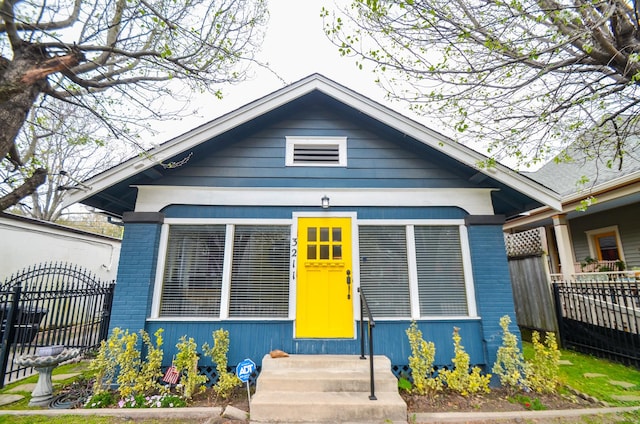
[162,365,180,385]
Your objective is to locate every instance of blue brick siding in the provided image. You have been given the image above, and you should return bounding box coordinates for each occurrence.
[467,224,520,371]
[145,319,484,369]
[110,222,162,333]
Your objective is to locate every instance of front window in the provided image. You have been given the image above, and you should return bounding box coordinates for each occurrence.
[159,224,290,318]
[229,226,290,318]
[160,225,225,317]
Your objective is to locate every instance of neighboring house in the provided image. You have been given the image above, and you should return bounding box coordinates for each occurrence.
[505,143,640,281]
[0,212,121,280]
[64,74,560,372]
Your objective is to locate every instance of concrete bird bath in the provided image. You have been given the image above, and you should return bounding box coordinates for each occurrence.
[14,348,80,407]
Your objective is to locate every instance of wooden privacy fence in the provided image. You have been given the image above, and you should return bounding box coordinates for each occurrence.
[505,228,559,335]
[0,262,115,388]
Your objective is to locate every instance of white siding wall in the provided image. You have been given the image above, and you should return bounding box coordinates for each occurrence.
[0,214,120,280]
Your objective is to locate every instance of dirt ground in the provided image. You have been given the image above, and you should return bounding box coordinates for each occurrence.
[190,384,597,414]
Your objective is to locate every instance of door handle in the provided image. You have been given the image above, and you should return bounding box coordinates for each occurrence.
[346,269,351,300]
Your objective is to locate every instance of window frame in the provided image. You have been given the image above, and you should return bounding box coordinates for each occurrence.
[585,225,625,262]
[150,219,292,320]
[356,219,477,320]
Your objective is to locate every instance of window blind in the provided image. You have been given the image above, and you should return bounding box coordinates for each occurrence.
[228,225,290,318]
[414,226,468,316]
[358,226,411,317]
[160,225,226,317]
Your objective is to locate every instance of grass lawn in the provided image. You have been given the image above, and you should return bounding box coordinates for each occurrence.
[523,342,640,406]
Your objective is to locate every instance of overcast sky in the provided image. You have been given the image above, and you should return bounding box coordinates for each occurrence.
[156,1,402,141]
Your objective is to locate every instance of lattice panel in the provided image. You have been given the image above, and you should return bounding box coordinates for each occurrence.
[504,228,545,258]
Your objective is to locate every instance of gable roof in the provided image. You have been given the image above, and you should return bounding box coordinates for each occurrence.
[64,74,561,216]
[505,141,640,231]
[524,141,640,196]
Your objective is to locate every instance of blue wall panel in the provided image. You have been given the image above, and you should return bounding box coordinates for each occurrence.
[144,319,484,369]
[467,224,520,369]
[153,103,475,190]
[110,223,162,333]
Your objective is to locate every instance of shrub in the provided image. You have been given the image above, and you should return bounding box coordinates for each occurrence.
[203,328,241,399]
[492,315,526,392]
[85,391,115,408]
[174,335,207,400]
[405,321,441,395]
[88,327,165,399]
[525,331,561,394]
[439,327,491,396]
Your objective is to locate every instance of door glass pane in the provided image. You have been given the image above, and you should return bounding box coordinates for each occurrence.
[333,245,342,259]
[307,227,316,242]
[332,227,342,242]
[320,244,329,260]
[307,245,317,260]
[320,227,329,242]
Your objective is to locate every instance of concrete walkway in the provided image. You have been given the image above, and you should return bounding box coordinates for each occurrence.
[0,404,639,423]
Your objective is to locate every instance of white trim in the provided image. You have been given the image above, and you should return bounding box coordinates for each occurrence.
[134,186,497,215]
[585,225,625,262]
[150,223,170,318]
[459,225,478,317]
[285,136,347,167]
[146,317,293,322]
[219,224,235,319]
[359,219,465,226]
[63,74,561,212]
[163,218,291,225]
[291,211,359,337]
[406,225,421,319]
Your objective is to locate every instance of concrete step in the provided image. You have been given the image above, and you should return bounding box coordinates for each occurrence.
[255,368,398,393]
[261,354,392,371]
[250,354,407,423]
[250,390,407,423]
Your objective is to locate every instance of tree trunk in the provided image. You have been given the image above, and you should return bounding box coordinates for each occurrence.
[0,46,50,167]
[0,168,47,211]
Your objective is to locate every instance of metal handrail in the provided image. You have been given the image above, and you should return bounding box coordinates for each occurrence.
[358,288,376,400]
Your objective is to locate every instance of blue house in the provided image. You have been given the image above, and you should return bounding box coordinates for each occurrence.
[66,74,560,375]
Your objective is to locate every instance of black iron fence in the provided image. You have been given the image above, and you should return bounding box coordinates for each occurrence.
[0,262,115,388]
[553,280,640,368]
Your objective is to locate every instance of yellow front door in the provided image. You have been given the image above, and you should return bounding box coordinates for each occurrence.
[295,217,353,338]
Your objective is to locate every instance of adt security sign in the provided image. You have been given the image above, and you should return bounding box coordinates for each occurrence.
[236,358,256,383]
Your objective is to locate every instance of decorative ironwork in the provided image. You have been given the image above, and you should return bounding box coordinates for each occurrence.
[553,280,640,368]
[0,262,115,388]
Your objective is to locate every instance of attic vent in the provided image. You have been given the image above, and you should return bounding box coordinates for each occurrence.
[286,137,347,167]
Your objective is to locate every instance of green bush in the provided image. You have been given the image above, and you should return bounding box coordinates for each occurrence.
[202,328,241,399]
[439,327,491,396]
[492,315,526,392]
[405,321,441,395]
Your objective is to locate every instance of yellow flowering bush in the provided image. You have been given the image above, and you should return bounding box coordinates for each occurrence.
[89,327,165,399]
[492,315,526,393]
[439,327,491,396]
[406,321,442,395]
[202,328,241,399]
[525,331,561,394]
[174,335,207,400]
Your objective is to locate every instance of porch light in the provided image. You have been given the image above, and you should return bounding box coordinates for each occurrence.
[321,195,330,209]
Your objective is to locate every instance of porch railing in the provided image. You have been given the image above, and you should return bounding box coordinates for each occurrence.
[358,288,376,401]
